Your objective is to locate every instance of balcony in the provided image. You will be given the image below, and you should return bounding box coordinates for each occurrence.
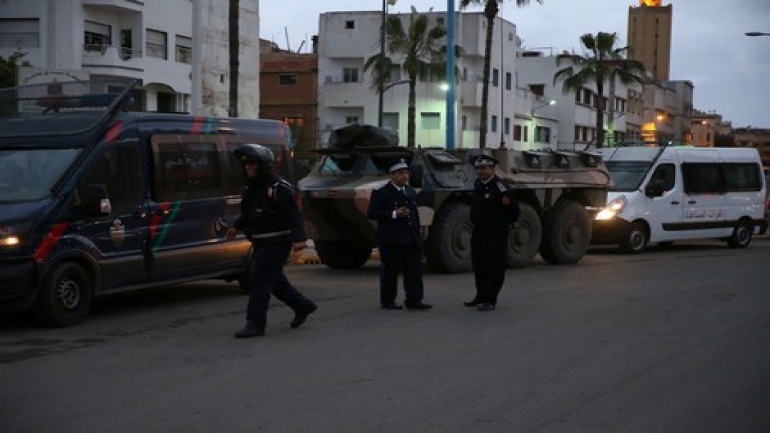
[321,81,369,108]
[82,45,144,77]
[82,0,143,12]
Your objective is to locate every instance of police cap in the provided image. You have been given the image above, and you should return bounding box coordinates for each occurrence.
[472,154,498,167]
[388,158,410,173]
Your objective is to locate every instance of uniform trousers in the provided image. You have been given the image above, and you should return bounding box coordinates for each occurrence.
[471,228,508,305]
[378,244,424,304]
[245,241,314,328]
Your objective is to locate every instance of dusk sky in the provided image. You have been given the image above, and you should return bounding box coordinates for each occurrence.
[260,0,770,128]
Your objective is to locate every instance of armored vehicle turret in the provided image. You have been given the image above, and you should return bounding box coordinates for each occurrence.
[298,124,611,273]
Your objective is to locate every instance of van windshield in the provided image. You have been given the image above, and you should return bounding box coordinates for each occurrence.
[0,148,82,202]
[606,161,652,192]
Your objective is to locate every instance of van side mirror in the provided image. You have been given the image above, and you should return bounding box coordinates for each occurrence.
[409,164,424,189]
[80,184,112,216]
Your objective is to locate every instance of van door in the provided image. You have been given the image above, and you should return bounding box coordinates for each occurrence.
[148,134,242,282]
[78,141,150,288]
[644,162,682,242]
[681,160,728,239]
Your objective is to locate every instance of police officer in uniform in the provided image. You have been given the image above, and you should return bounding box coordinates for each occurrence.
[464,154,519,311]
[367,159,432,310]
[227,144,317,338]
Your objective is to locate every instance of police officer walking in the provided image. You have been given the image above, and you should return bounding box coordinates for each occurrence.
[227,144,317,338]
[464,154,519,311]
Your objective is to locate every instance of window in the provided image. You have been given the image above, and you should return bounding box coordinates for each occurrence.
[153,137,223,201]
[84,21,111,52]
[490,115,498,133]
[535,126,551,144]
[504,118,510,135]
[342,68,359,83]
[492,69,499,87]
[345,116,359,124]
[382,113,399,131]
[724,163,761,192]
[514,125,522,141]
[175,35,192,64]
[436,17,445,26]
[345,20,355,29]
[648,163,676,191]
[146,29,168,59]
[83,143,144,214]
[421,112,441,130]
[0,18,40,48]
[279,74,297,85]
[386,64,402,82]
[529,84,544,97]
[505,72,512,90]
[682,163,722,194]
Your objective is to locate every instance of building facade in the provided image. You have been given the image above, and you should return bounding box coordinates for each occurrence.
[0,0,259,117]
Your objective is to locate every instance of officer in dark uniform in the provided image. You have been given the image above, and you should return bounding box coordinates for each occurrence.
[367,159,432,310]
[464,154,519,311]
[227,144,317,338]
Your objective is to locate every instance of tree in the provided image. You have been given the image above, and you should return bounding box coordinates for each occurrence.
[0,52,31,88]
[459,0,542,148]
[554,32,649,148]
[364,8,455,148]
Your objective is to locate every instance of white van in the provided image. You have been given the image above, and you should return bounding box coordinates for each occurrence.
[592,144,768,253]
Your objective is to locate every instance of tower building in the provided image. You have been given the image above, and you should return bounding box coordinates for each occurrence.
[627,0,673,81]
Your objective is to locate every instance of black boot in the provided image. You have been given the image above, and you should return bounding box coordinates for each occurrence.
[235,322,265,338]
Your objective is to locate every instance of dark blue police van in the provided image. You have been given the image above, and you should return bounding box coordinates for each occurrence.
[0,78,294,326]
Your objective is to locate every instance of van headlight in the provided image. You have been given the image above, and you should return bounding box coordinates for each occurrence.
[595,196,627,221]
[0,225,23,249]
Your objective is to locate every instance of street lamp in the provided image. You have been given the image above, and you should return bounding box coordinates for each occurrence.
[378,0,398,127]
[745,31,770,37]
[531,99,556,116]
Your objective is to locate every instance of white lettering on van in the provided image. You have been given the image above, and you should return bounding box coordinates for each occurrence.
[684,208,723,219]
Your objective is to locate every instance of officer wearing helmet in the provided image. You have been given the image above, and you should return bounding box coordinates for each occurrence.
[227,143,317,338]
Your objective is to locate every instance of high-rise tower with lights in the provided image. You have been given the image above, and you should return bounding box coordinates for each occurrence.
[627,0,673,81]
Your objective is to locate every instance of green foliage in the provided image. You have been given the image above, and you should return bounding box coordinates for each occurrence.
[554,32,649,148]
[0,52,31,88]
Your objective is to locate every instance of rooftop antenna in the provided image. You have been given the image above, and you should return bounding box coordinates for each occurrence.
[284,27,291,52]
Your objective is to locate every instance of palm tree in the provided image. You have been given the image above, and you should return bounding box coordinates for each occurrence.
[554,32,649,148]
[364,8,454,148]
[459,0,542,148]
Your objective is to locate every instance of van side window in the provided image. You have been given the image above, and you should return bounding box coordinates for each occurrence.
[153,136,224,201]
[722,163,761,192]
[682,163,723,195]
[82,143,144,214]
[649,163,675,191]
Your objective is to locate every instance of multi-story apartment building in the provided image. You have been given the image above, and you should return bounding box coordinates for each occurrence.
[318,11,554,150]
[733,127,770,169]
[0,0,259,117]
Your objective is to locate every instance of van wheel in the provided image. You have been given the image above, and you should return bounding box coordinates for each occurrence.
[315,241,371,269]
[507,203,541,268]
[726,220,752,248]
[619,222,648,254]
[539,200,591,265]
[34,263,93,327]
[425,202,472,273]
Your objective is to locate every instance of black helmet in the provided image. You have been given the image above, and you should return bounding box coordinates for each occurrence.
[234,144,274,166]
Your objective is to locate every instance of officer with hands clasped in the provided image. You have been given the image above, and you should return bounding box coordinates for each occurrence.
[464,154,520,311]
[367,159,432,311]
[227,144,317,338]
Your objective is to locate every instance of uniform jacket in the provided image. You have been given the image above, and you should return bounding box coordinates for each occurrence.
[470,175,519,232]
[367,182,422,246]
[234,173,306,243]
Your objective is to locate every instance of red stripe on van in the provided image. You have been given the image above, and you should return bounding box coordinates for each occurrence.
[33,222,69,262]
[191,116,204,134]
[150,202,171,238]
[103,121,123,143]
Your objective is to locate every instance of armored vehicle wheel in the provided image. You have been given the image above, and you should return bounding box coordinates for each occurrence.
[726,219,752,248]
[539,200,591,265]
[425,202,472,273]
[619,222,648,254]
[507,203,541,268]
[34,262,93,326]
[315,241,371,269]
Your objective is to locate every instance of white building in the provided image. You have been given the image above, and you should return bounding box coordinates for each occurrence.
[318,11,558,150]
[0,0,259,117]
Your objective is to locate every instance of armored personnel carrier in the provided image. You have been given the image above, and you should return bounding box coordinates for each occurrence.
[298,124,611,273]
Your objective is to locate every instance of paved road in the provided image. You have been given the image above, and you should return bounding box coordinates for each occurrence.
[1,239,769,433]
